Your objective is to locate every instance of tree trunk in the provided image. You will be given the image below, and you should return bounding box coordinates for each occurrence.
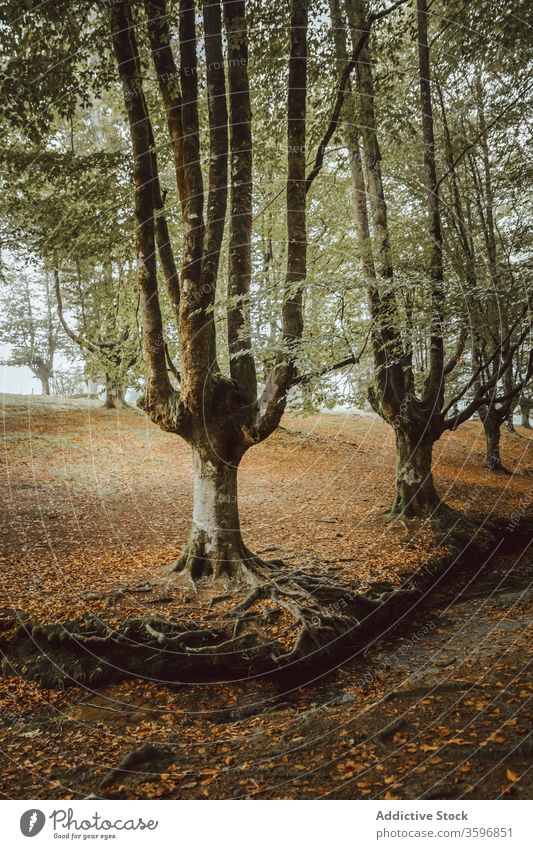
[172,449,254,585]
[417,0,445,406]
[104,389,127,409]
[392,428,440,517]
[40,375,50,395]
[482,411,504,471]
[504,412,516,433]
[520,402,531,429]
[347,0,405,397]
[103,382,116,409]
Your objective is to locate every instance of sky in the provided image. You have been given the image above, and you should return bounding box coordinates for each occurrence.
[0,345,38,394]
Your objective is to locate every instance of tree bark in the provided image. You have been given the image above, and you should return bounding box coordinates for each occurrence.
[328,0,385,379]
[504,414,516,433]
[417,0,445,406]
[349,0,391,281]
[103,375,127,409]
[40,374,51,396]
[392,428,440,517]
[173,450,253,583]
[282,0,308,350]
[481,409,505,471]
[520,400,532,429]
[144,0,188,215]
[178,0,218,413]
[347,0,405,400]
[223,0,257,403]
[479,404,508,472]
[104,389,115,409]
[254,0,310,441]
[110,0,172,419]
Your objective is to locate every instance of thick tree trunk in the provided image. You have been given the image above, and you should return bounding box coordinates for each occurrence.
[483,413,504,471]
[392,429,440,517]
[103,374,127,409]
[40,375,50,396]
[104,389,127,409]
[103,389,116,409]
[504,412,516,433]
[520,402,531,429]
[172,450,256,585]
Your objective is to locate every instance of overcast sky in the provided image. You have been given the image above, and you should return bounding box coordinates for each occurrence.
[0,345,37,394]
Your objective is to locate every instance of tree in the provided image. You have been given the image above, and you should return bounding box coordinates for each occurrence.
[104,0,362,653]
[327,0,532,518]
[435,51,533,470]
[0,265,62,394]
[0,126,142,405]
[108,0,310,577]
[54,261,141,408]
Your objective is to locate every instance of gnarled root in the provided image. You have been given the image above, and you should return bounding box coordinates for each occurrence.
[4,514,513,688]
[167,536,388,662]
[226,564,371,662]
[166,538,278,589]
[0,562,400,687]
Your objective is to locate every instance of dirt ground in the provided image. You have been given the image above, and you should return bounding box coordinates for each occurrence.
[0,394,531,799]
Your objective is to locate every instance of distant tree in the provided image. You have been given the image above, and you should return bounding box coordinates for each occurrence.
[0,267,61,395]
[519,395,532,430]
[0,104,143,407]
[437,56,533,470]
[54,260,141,408]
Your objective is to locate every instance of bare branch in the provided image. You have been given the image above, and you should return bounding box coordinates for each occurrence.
[305,0,409,194]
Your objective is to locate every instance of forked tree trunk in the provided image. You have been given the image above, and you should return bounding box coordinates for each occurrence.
[392,428,440,517]
[173,449,255,585]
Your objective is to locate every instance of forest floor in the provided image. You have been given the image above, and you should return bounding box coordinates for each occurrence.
[0,394,531,799]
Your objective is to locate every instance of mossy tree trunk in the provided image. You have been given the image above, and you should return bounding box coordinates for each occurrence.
[392,428,440,517]
[480,407,505,471]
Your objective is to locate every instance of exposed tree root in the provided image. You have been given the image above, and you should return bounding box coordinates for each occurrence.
[80,581,154,607]
[166,541,280,587]
[99,743,173,790]
[484,462,512,475]
[168,540,387,660]
[1,518,529,689]
[388,499,466,536]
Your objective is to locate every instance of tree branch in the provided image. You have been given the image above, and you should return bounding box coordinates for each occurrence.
[435,85,532,191]
[443,320,532,430]
[222,0,257,402]
[110,0,172,410]
[443,325,468,375]
[305,0,409,194]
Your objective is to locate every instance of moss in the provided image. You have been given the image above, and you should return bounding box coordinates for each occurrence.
[2,518,530,690]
